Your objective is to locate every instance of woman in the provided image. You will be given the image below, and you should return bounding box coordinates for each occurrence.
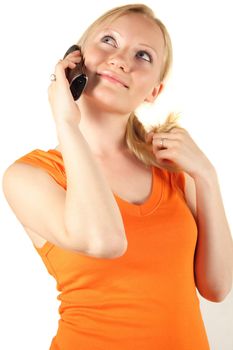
[2,4,233,349]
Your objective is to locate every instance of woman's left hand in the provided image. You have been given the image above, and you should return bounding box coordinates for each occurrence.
[147,128,214,179]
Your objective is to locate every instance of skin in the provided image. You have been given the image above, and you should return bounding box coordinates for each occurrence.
[81,14,164,115]
[48,12,233,301]
[49,13,164,157]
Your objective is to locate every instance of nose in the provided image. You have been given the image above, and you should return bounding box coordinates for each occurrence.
[107,51,130,72]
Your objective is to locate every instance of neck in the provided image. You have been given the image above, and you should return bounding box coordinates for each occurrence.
[76,96,132,158]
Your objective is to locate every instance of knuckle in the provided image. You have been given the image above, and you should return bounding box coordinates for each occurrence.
[56,60,63,68]
[170,127,184,134]
[169,128,178,133]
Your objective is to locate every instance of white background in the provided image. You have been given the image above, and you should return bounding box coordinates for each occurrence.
[0,0,233,349]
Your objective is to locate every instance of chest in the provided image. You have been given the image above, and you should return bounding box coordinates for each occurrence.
[94,155,153,205]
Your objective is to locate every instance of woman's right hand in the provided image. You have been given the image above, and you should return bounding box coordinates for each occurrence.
[48,50,82,125]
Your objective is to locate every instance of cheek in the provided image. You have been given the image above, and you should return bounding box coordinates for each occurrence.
[132,74,153,95]
[134,70,159,95]
[84,48,107,72]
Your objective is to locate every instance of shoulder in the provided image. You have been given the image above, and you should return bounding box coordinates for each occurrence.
[3,148,65,192]
[3,149,48,181]
[2,161,57,190]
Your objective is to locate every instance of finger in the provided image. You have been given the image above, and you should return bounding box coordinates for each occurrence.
[57,55,82,69]
[155,149,178,169]
[169,127,186,134]
[69,49,81,55]
[48,63,74,90]
[65,50,82,59]
[53,57,81,81]
[57,60,76,71]
[64,48,81,59]
[146,131,177,144]
[154,137,183,153]
[153,132,179,141]
[152,137,171,150]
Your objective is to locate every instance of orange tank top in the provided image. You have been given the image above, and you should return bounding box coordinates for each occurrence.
[15,148,210,350]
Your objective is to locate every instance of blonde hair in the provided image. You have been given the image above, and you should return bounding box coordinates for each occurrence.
[76,4,181,171]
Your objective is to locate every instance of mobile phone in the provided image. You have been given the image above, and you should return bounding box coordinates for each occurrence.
[63,44,88,101]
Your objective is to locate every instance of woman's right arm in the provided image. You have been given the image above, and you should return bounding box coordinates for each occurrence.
[2,51,127,259]
[55,119,127,258]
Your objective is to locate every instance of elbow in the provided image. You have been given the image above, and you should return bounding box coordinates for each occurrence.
[197,284,232,303]
[100,235,128,259]
[81,233,128,259]
[195,263,233,303]
[215,282,233,302]
[199,290,231,303]
[65,225,128,258]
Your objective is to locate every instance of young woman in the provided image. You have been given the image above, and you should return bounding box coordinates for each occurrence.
[2,4,233,349]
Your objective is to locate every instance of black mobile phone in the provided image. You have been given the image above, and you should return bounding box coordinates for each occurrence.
[63,45,88,101]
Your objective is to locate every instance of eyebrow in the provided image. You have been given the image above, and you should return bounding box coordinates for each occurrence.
[100,27,159,58]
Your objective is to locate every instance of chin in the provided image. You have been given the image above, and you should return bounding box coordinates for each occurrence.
[84,88,133,114]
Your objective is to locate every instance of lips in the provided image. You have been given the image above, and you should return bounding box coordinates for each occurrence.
[97,70,129,88]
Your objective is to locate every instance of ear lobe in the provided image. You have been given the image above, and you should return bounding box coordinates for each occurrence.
[144,83,164,103]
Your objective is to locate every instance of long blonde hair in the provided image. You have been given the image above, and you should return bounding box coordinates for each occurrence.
[77,4,180,171]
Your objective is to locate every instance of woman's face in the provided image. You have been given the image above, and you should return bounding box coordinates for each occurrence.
[81,13,165,114]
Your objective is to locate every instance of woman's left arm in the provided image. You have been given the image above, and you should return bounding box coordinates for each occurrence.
[149,127,233,302]
[184,169,233,302]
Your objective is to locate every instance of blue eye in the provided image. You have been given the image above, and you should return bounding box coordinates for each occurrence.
[136,50,152,62]
[101,35,116,46]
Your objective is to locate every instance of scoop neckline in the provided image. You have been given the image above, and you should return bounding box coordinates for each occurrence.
[112,166,163,216]
[47,148,164,216]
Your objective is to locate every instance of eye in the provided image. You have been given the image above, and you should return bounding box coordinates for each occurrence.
[101,35,117,47]
[136,50,153,63]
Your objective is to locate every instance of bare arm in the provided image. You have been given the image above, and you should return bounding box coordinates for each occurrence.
[185,169,233,302]
[3,49,127,259]
[48,49,127,257]
[56,119,127,257]
[148,127,233,302]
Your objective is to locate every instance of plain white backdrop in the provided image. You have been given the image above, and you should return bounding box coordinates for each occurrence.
[0,0,233,349]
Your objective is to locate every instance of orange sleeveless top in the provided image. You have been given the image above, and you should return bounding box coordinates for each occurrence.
[15,148,210,350]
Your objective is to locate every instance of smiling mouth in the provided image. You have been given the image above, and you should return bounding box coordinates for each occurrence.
[97,73,129,88]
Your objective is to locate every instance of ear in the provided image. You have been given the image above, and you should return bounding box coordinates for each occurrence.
[144,82,164,103]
